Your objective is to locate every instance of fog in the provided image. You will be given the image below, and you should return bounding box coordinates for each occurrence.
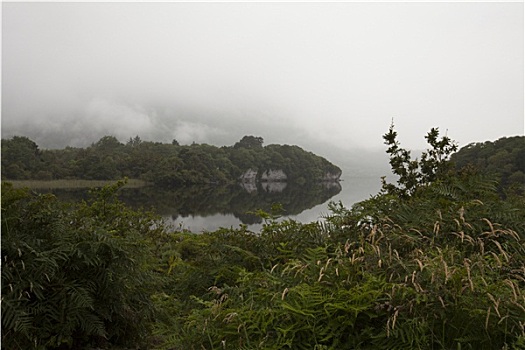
[2,2,523,162]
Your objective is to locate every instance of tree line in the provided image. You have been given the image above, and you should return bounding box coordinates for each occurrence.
[1,135,342,186]
[2,126,524,349]
[451,135,525,195]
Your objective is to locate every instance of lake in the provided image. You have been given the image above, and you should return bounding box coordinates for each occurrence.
[135,176,383,232]
[165,176,381,232]
[11,175,385,233]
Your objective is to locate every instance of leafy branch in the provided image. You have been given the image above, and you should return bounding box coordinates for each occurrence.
[382,122,458,198]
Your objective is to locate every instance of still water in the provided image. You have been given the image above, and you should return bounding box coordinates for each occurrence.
[42,176,384,233]
[162,176,383,232]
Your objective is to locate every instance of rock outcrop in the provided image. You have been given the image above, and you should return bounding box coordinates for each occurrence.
[321,170,342,182]
[260,169,287,182]
[240,168,341,184]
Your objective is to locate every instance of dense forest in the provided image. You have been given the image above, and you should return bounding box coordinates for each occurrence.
[2,127,525,349]
[451,135,525,195]
[1,135,341,186]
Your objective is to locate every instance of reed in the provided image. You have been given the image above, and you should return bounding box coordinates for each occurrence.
[4,178,149,189]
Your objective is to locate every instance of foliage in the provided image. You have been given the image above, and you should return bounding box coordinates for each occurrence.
[1,136,45,179]
[233,135,264,149]
[153,176,524,348]
[150,126,524,349]
[1,135,342,186]
[2,126,524,349]
[1,180,164,349]
[381,123,458,198]
[451,135,525,196]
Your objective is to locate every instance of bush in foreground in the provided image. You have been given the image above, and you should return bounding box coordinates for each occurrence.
[1,180,164,349]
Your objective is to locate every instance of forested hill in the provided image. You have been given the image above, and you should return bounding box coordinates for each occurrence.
[1,135,342,186]
[451,135,525,194]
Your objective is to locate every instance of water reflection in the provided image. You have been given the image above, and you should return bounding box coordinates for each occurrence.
[120,181,341,225]
[46,181,342,231]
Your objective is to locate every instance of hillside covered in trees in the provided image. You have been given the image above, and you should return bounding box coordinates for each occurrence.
[2,126,524,349]
[451,135,525,195]
[1,135,342,186]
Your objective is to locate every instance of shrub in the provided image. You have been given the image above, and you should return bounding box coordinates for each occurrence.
[1,181,160,349]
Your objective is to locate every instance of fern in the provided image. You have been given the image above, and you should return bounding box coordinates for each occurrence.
[1,182,160,349]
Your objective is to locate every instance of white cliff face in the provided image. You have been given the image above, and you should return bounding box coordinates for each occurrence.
[240,168,341,183]
[260,169,287,182]
[239,168,258,182]
[321,171,342,181]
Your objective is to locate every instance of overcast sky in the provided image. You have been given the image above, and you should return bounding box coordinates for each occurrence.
[2,2,523,156]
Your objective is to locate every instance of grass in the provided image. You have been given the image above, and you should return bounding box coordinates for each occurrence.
[4,179,149,189]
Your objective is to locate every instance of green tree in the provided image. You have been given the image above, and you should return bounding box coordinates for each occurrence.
[382,123,457,197]
[93,135,123,152]
[1,136,44,179]
[126,135,142,147]
[234,135,264,149]
[451,136,525,195]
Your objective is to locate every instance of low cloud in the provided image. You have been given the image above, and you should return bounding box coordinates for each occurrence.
[2,3,522,152]
[77,99,229,146]
[83,98,157,139]
[171,120,227,145]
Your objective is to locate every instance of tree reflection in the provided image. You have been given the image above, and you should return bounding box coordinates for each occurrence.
[47,181,342,225]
